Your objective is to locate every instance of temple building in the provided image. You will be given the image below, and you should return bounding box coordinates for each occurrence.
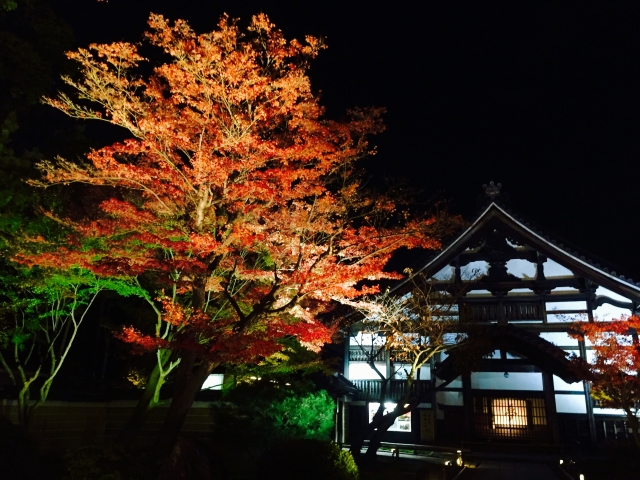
[339,183,639,448]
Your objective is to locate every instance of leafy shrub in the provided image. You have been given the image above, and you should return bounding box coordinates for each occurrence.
[258,439,359,480]
[261,389,334,441]
[212,382,335,448]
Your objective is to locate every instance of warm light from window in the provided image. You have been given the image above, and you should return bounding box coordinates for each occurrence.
[492,398,527,428]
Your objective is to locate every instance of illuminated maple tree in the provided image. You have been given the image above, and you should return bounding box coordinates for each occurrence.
[348,276,470,462]
[22,13,446,451]
[571,316,640,448]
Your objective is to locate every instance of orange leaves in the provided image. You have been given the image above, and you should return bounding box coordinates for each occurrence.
[160,298,188,327]
[571,316,640,412]
[115,326,168,354]
[30,11,450,369]
[67,42,146,71]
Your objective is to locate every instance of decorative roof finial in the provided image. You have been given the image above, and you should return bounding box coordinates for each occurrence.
[483,181,502,200]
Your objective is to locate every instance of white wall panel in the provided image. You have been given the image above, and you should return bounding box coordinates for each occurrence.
[595,286,632,303]
[471,372,543,391]
[546,301,587,311]
[462,260,488,277]
[593,407,627,416]
[539,332,579,348]
[548,313,586,323]
[592,303,631,321]
[202,374,224,390]
[544,259,574,277]
[506,259,537,278]
[555,394,587,413]
[348,362,387,380]
[553,375,583,391]
[432,265,454,281]
[436,390,463,406]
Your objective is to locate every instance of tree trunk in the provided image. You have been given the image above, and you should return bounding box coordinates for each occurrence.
[119,361,164,443]
[349,415,376,463]
[349,379,390,463]
[154,351,218,457]
[626,410,640,449]
[364,414,398,463]
[363,402,415,462]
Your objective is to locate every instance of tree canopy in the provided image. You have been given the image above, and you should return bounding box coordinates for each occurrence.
[20,12,447,450]
[571,316,640,448]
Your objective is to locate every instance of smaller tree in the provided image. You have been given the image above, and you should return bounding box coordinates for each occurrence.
[0,266,141,429]
[571,316,640,449]
[348,276,466,462]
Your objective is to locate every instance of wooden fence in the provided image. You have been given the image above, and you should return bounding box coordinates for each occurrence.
[0,400,214,453]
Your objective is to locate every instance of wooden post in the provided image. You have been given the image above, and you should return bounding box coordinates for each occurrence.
[578,337,597,445]
[542,371,560,444]
[344,326,351,380]
[462,373,473,442]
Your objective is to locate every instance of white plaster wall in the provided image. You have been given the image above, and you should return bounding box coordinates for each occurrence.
[348,362,387,380]
[202,374,224,390]
[462,260,488,277]
[544,259,574,277]
[432,265,454,281]
[546,301,587,311]
[555,394,587,413]
[471,372,543,391]
[393,363,431,380]
[593,303,631,321]
[595,286,633,303]
[539,332,579,348]
[506,259,537,278]
[547,313,585,323]
[436,390,464,406]
[350,332,386,346]
[593,407,628,416]
[553,375,583,392]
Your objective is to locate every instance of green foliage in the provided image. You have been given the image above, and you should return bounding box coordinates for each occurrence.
[62,445,160,480]
[0,0,17,12]
[258,439,359,480]
[212,380,335,448]
[224,336,332,381]
[0,266,144,349]
[264,389,335,440]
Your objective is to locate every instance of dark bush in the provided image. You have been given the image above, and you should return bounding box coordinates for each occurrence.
[0,417,40,480]
[257,439,358,480]
[62,444,160,480]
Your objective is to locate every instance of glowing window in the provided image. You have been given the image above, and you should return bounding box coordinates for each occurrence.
[492,398,528,429]
[368,402,411,432]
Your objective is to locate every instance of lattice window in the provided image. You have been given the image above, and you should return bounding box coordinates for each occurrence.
[473,396,548,442]
[492,398,528,429]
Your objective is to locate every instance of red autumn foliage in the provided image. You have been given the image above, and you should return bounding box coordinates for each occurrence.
[21,13,449,369]
[571,316,640,447]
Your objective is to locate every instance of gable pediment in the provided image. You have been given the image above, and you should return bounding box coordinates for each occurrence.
[407,202,640,305]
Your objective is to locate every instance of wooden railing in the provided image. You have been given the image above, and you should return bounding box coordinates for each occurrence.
[350,379,431,402]
[461,302,544,322]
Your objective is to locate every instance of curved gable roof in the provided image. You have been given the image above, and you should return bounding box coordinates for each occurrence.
[408,201,640,303]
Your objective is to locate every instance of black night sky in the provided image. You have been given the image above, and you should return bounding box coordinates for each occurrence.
[42,1,640,278]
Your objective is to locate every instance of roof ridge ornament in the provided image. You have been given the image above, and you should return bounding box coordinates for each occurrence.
[482,181,502,200]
